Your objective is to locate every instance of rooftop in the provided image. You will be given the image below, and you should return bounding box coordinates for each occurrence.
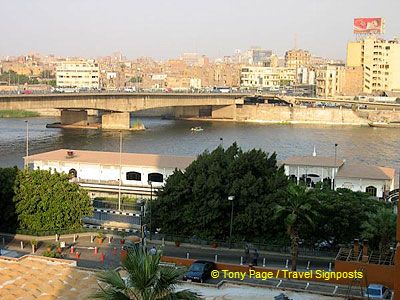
[25,149,195,170]
[283,156,344,168]
[336,164,395,180]
[0,255,98,299]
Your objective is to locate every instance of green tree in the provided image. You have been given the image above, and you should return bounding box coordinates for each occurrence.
[362,207,396,255]
[0,71,38,85]
[0,167,19,231]
[274,184,318,271]
[150,143,289,242]
[13,169,92,232]
[93,247,199,300]
[306,188,385,247]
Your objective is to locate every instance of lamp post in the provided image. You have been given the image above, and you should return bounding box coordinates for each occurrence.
[333,143,338,190]
[24,120,29,168]
[334,143,338,166]
[118,131,122,211]
[228,196,235,248]
[148,180,153,240]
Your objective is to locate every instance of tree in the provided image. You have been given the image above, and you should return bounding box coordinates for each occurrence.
[306,188,385,247]
[149,143,289,242]
[0,167,18,231]
[362,207,396,255]
[93,247,199,300]
[274,184,318,271]
[13,169,92,232]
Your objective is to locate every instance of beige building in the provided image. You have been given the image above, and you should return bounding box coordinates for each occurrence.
[240,66,296,89]
[315,64,345,97]
[56,60,100,89]
[347,36,400,94]
[285,49,311,69]
[316,64,363,97]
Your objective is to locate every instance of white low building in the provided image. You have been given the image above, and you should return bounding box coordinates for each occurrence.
[25,149,195,196]
[335,164,395,198]
[283,155,344,189]
[282,154,396,199]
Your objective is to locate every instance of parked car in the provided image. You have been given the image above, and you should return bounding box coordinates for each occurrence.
[182,260,216,283]
[364,284,391,299]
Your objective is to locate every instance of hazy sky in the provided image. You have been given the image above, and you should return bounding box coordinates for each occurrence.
[1,0,399,60]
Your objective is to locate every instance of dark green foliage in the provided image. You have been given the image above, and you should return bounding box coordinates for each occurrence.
[149,144,392,250]
[93,247,200,299]
[0,167,18,231]
[303,187,387,247]
[362,207,396,254]
[150,143,289,241]
[274,184,318,270]
[13,168,92,232]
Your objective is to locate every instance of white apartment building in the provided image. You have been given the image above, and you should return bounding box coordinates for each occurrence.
[56,60,100,89]
[347,36,400,94]
[240,66,296,89]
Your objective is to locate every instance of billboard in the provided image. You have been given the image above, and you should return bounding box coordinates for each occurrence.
[353,18,384,34]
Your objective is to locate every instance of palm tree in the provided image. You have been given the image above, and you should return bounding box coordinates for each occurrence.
[92,247,200,300]
[362,207,396,256]
[274,184,317,271]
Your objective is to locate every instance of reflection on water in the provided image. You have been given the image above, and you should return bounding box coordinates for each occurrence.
[0,117,399,170]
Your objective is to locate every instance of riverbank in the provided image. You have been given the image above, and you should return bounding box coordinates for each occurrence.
[0,110,40,118]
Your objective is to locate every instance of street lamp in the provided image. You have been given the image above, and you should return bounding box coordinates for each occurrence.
[334,143,338,166]
[24,120,29,168]
[228,196,235,248]
[118,131,123,211]
[148,180,153,240]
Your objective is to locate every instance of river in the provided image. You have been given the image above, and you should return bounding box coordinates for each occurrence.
[0,117,399,171]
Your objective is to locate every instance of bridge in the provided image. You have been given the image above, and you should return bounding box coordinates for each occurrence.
[1,92,400,129]
[0,92,247,129]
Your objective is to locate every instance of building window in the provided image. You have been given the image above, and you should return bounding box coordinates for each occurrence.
[365,186,377,197]
[126,171,141,181]
[148,173,163,183]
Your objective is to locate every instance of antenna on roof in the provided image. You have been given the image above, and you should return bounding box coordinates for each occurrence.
[312,145,316,157]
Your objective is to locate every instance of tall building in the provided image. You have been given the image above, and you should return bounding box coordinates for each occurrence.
[285,49,311,69]
[56,60,100,89]
[347,36,400,94]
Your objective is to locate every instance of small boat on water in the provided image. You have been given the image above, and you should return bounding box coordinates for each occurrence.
[369,121,400,128]
[191,126,204,132]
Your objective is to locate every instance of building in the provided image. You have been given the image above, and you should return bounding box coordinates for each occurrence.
[56,60,100,89]
[335,164,395,198]
[285,49,311,69]
[240,66,296,89]
[282,153,395,198]
[347,36,400,94]
[25,149,195,196]
[315,64,345,97]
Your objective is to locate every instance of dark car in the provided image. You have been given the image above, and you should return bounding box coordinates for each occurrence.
[182,260,216,283]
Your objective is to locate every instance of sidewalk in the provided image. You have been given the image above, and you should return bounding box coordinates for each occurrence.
[1,232,335,271]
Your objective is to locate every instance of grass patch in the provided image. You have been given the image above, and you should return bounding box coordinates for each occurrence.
[0,110,40,118]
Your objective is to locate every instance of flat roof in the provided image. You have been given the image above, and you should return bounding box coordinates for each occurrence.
[283,156,344,168]
[336,164,395,181]
[25,149,195,170]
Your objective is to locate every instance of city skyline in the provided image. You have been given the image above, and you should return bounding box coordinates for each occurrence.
[1,0,400,60]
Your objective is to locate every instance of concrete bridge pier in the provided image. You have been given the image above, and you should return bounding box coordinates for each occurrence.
[61,109,89,126]
[101,112,132,130]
